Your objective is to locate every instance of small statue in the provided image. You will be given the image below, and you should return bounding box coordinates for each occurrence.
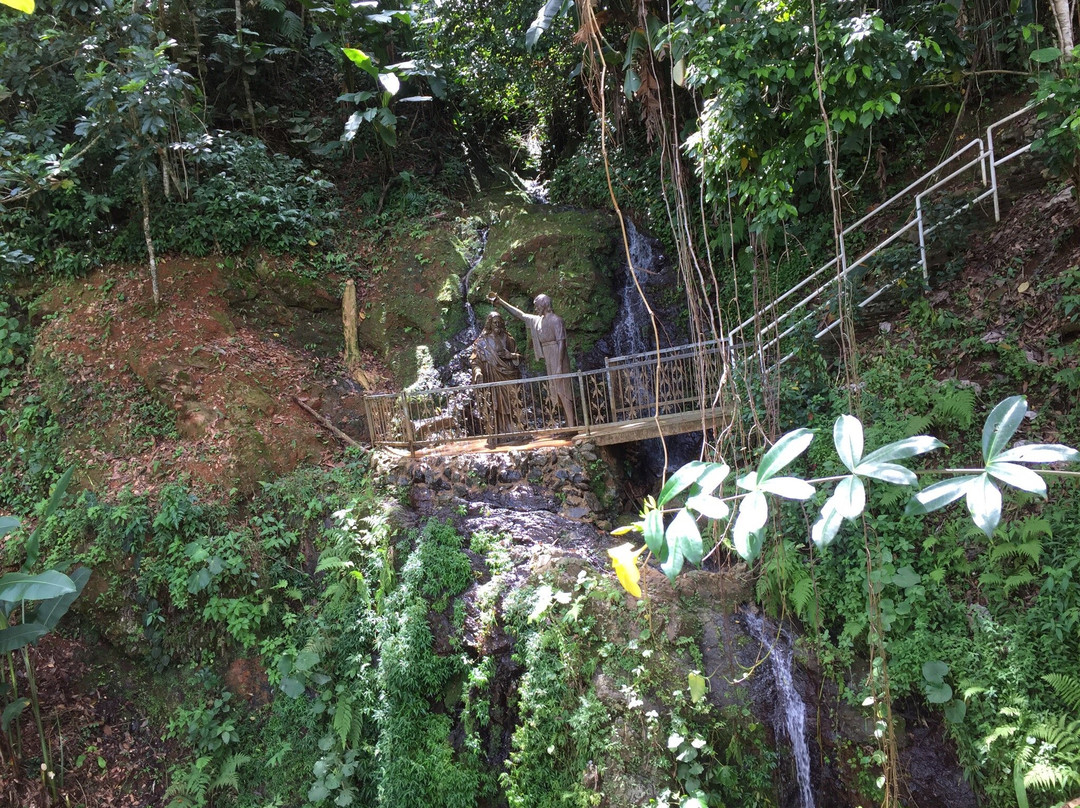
[488,292,577,428]
[470,311,522,445]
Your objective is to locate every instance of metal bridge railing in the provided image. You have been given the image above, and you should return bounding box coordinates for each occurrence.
[364,342,730,448]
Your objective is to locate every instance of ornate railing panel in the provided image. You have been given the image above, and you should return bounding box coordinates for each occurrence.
[365,342,731,448]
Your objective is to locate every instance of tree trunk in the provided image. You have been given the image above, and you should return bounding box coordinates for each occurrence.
[1051,0,1075,57]
[140,174,161,308]
[235,0,258,131]
[343,279,361,369]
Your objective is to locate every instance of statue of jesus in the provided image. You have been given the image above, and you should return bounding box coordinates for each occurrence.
[488,292,577,428]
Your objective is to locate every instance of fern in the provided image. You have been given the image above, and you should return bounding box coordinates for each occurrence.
[904,383,976,434]
[1045,674,1080,712]
[210,752,251,794]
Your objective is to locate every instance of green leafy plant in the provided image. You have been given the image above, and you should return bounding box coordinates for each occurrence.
[0,469,90,797]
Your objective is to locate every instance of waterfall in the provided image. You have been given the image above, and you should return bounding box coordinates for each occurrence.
[611,219,657,357]
[744,611,815,808]
[461,227,489,343]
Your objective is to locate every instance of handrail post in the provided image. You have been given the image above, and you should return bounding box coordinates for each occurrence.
[987,121,1001,222]
[577,372,591,436]
[363,395,376,446]
[916,194,929,287]
[399,392,415,456]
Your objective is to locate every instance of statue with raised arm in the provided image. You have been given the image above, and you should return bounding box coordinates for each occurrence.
[488,292,577,428]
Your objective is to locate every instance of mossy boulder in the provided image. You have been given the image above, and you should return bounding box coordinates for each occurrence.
[466,204,621,366]
[356,222,470,384]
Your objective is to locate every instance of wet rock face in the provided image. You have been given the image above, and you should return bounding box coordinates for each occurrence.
[373,442,622,529]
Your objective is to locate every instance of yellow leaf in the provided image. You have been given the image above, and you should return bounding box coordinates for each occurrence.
[610,522,641,537]
[607,543,645,598]
[1017,281,1030,294]
[0,0,34,13]
[688,672,708,703]
[739,157,749,172]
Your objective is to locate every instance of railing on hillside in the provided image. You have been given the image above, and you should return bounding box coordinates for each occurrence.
[729,101,1042,367]
[364,341,730,448]
[365,102,1045,448]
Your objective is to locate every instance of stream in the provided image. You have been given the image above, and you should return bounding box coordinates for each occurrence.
[744,611,815,808]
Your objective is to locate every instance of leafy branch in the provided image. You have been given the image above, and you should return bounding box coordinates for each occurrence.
[608,396,1079,591]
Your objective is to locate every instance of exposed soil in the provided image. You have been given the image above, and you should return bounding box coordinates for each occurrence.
[1,634,170,808]
[28,256,392,500]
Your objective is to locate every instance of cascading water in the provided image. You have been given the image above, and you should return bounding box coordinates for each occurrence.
[743,611,815,808]
[461,227,488,344]
[611,219,657,357]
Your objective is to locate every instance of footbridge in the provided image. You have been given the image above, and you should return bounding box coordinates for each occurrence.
[363,339,734,452]
[363,103,1041,453]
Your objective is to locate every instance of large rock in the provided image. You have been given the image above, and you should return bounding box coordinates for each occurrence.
[466,204,622,364]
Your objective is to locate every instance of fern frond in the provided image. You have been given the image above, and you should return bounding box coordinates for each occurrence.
[1023,759,1080,792]
[1018,517,1053,542]
[1004,569,1035,593]
[210,752,251,794]
[1045,675,1080,712]
[791,576,814,620]
[1031,716,1080,759]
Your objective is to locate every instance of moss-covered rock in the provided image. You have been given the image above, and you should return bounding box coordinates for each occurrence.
[467,204,621,366]
[355,222,471,384]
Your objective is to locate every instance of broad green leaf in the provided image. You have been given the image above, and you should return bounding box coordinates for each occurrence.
[0,570,76,604]
[688,672,708,704]
[378,72,400,96]
[668,508,704,565]
[833,475,865,519]
[922,660,949,683]
[623,68,642,100]
[607,543,644,597]
[986,462,1047,496]
[995,443,1080,463]
[1,698,29,732]
[662,509,701,581]
[732,491,768,563]
[905,476,976,515]
[966,473,1002,538]
[342,48,378,79]
[981,396,1026,463]
[0,516,19,537]
[1029,47,1062,63]
[892,565,921,588]
[861,435,944,465]
[811,498,845,549]
[856,461,918,487]
[525,0,565,49]
[0,622,47,653]
[658,461,708,506]
[30,566,91,631]
[685,494,729,521]
[0,0,34,13]
[833,415,864,471]
[758,476,815,500]
[925,681,953,704]
[294,649,320,672]
[944,699,967,724]
[691,462,730,497]
[756,428,814,482]
[281,675,305,699]
[643,508,666,560]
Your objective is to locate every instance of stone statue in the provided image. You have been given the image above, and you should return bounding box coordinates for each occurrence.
[469,311,522,445]
[488,292,577,428]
